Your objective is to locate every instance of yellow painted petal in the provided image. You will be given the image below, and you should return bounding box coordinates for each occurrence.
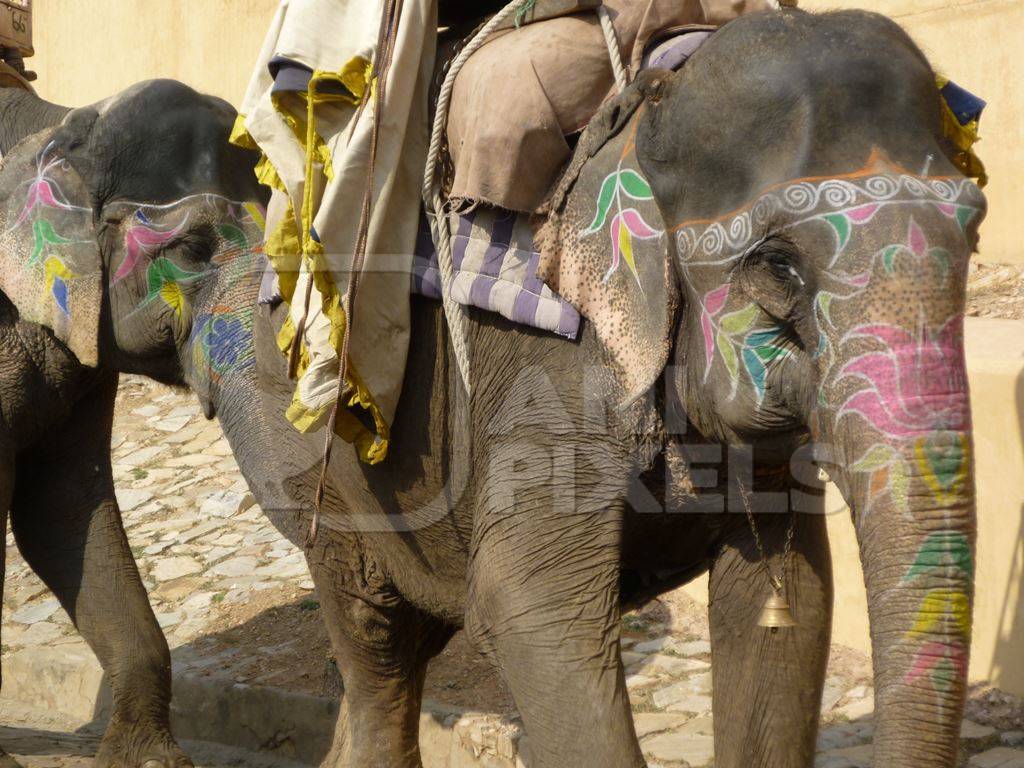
[160,282,186,319]
[619,222,636,278]
[905,589,972,640]
[44,255,74,284]
[915,436,970,506]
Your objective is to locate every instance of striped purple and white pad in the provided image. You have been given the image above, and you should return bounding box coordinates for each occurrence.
[413,208,581,340]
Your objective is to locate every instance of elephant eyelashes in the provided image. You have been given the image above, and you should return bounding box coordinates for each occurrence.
[736,239,805,322]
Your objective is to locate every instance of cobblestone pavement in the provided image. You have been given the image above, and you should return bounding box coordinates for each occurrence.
[0,699,296,768]
[3,376,1023,767]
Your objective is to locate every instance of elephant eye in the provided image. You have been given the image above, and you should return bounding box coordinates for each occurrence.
[165,225,216,265]
[736,237,805,322]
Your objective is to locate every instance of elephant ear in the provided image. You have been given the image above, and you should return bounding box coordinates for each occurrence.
[537,75,677,403]
[0,131,102,366]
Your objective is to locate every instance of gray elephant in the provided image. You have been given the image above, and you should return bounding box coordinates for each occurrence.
[0,82,264,767]
[0,9,985,768]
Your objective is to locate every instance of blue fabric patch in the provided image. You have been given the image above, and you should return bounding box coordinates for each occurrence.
[940,79,986,126]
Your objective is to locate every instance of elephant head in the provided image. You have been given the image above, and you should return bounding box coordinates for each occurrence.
[542,10,985,766]
[0,80,267,409]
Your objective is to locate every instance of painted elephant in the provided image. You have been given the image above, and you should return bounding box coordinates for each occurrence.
[0,9,985,768]
[0,81,264,767]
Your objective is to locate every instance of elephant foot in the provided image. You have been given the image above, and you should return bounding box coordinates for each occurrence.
[0,747,25,768]
[94,719,193,768]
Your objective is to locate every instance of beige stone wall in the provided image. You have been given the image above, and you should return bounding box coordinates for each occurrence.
[30,0,279,109]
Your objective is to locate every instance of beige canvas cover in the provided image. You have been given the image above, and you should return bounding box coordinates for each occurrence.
[232,0,436,464]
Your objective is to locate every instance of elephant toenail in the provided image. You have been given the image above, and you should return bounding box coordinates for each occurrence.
[142,761,165,768]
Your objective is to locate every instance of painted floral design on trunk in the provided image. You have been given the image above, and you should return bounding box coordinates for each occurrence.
[902,532,974,694]
[838,317,968,438]
[191,305,256,380]
[837,316,970,516]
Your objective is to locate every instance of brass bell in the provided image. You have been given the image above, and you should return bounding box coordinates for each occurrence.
[758,587,796,630]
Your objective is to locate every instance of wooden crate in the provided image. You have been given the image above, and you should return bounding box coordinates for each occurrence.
[0,0,31,56]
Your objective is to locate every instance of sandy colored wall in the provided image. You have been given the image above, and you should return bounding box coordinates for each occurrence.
[30,0,279,109]
[685,317,1024,697]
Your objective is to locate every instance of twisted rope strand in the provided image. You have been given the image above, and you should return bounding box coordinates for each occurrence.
[597,4,628,92]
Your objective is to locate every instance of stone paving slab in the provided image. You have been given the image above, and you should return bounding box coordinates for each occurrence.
[970,748,1024,768]
[0,376,1021,766]
[0,698,302,768]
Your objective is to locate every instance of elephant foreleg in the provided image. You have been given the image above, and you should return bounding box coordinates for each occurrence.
[465,442,644,768]
[10,376,190,768]
[708,510,833,768]
[0,430,25,768]
[307,534,453,768]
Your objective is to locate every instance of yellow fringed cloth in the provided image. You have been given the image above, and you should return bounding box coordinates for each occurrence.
[232,0,437,464]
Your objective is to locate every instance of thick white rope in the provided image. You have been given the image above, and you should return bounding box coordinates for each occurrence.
[597,4,629,92]
[423,0,531,396]
[423,0,636,395]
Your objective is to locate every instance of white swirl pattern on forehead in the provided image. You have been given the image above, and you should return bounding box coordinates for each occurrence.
[676,172,985,270]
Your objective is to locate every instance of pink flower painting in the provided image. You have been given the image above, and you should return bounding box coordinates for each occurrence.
[114,212,189,283]
[837,316,968,439]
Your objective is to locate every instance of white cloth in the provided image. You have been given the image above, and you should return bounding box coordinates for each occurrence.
[235,0,437,463]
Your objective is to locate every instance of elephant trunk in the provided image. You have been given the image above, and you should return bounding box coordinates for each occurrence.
[815,310,975,767]
[851,449,974,766]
